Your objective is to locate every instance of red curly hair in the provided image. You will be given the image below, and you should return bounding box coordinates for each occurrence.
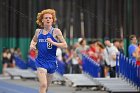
[36,9,57,27]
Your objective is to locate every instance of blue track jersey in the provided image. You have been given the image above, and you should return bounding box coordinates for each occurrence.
[35,27,58,73]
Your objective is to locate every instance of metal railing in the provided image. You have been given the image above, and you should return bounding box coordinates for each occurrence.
[14,55,28,69]
[116,53,140,89]
[14,55,66,75]
[82,54,101,77]
[56,59,66,75]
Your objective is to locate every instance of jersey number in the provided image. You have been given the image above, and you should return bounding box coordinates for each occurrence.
[47,43,52,49]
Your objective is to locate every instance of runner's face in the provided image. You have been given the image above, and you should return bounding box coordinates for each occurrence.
[42,14,53,26]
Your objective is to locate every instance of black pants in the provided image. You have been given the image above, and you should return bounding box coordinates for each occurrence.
[109,67,116,77]
[64,62,72,74]
[100,65,105,77]
[72,64,81,74]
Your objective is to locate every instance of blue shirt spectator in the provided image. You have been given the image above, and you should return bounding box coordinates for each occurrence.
[128,44,137,62]
[128,35,138,63]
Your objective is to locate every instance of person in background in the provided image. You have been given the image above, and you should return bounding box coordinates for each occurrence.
[135,41,140,66]
[64,46,74,74]
[9,48,16,68]
[128,35,138,63]
[86,39,99,62]
[118,39,124,54]
[14,47,22,58]
[71,52,81,74]
[75,38,89,60]
[109,39,119,77]
[75,38,89,71]
[134,41,140,80]
[96,42,105,77]
[56,48,63,61]
[103,37,119,77]
[103,37,112,77]
[2,48,10,76]
[113,39,120,50]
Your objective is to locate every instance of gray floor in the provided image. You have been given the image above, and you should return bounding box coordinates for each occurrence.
[0,79,107,93]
